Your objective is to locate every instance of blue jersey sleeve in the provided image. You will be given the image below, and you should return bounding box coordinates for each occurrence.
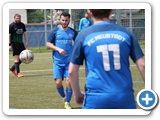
[130,33,144,62]
[69,27,78,41]
[78,19,83,31]
[47,28,58,44]
[69,32,85,65]
[73,31,78,41]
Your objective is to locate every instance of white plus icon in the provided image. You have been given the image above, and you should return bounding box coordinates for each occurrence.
[142,93,153,105]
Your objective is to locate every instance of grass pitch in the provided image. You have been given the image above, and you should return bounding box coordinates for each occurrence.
[9,49,145,109]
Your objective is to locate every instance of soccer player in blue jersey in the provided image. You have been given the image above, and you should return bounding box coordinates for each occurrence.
[78,13,93,31]
[69,9,145,109]
[46,12,77,109]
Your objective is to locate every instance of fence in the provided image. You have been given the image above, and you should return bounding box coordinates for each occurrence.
[24,9,145,50]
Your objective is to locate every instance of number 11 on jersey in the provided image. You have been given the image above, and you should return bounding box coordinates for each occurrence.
[97,44,120,71]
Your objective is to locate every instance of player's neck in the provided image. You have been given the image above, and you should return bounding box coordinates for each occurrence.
[93,18,110,24]
[14,21,21,24]
[60,26,68,31]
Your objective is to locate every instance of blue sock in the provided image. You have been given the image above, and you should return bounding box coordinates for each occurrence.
[56,86,65,98]
[66,88,73,103]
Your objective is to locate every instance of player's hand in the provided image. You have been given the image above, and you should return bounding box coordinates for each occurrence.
[25,42,28,48]
[9,46,12,51]
[74,92,84,105]
[58,48,66,56]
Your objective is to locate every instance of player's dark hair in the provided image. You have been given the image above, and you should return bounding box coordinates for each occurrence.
[85,13,89,15]
[60,12,70,19]
[89,9,112,19]
[14,13,21,18]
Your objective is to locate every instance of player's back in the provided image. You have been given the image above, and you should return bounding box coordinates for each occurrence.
[71,21,144,108]
[79,21,143,94]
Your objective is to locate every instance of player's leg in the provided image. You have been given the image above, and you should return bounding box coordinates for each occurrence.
[55,78,65,99]
[15,43,25,77]
[10,43,20,76]
[64,62,72,109]
[10,43,16,75]
[63,77,72,109]
[53,62,66,101]
[10,61,21,70]
[65,77,72,103]
[14,55,20,74]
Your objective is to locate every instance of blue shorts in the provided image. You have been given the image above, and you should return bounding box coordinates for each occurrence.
[82,91,136,109]
[53,60,69,80]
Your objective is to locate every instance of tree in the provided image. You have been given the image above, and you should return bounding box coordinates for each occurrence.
[27,9,50,23]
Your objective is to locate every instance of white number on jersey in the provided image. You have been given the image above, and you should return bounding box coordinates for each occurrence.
[97,44,120,71]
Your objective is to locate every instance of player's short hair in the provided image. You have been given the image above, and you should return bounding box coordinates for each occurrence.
[89,9,112,19]
[85,13,89,15]
[14,13,21,18]
[60,12,70,19]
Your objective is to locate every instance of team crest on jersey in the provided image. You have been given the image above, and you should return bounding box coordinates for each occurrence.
[16,29,24,34]
[68,33,73,38]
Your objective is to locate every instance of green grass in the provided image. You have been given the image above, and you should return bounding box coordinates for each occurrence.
[9,46,52,54]
[9,41,145,54]
[9,48,145,109]
[9,52,84,109]
[27,46,52,53]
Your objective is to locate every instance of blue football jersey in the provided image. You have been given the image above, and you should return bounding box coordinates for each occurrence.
[70,21,144,94]
[79,18,92,31]
[47,26,77,62]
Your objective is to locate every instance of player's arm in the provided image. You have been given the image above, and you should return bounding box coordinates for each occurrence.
[23,24,28,48]
[78,19,82,31]
[23,31,28,48]
[69,62,84,105]
[130,32,145,82]
[129,31,145,82]
[46,42,66,56]
[69,32,85,105]
[9,34,12,51]
[46,42,62,52]
[9,24,13,51]
[9,34,11,44]
[46,30,66,56]
[135,57,145,82]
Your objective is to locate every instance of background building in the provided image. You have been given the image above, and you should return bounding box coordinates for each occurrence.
[9,9,35,24]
